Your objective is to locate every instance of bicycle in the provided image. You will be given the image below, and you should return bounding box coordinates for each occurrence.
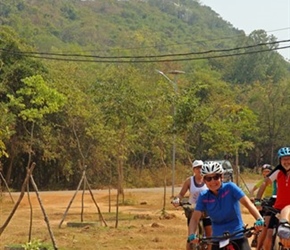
[193,225,255,250]
[260,198,284,250]
[253,197,290,250]
[250,197,274,249]
[172,198,207,250]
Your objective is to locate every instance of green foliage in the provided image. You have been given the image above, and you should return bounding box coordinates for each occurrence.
[60,3,78,21]
[7,75,66,122]
[222,30,288,84]
[243,80,290,164]
[0,130,9,158]
[22,239,52,250]
[0,0,290,190]
[0,0,246,55]
[0,103,14,158]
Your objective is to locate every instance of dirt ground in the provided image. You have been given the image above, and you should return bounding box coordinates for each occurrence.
[0,187,256,250]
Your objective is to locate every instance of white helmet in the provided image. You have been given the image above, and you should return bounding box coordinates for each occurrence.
[192,160,203,168]
[201,161,224,176]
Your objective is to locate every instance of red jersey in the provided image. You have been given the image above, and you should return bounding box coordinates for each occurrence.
[269,165,290,210]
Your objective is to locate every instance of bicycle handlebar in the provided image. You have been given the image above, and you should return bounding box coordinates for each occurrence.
[257,197,280,215]
[262,205,280,215]
[171,198,192,207]
[179,201,192,206]
[198,226,255,243]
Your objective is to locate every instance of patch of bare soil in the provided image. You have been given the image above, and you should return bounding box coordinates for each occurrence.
[0,188,256,250]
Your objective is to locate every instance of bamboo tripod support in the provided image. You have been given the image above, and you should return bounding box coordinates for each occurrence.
[0,162,58,250]
[0,170,14,203]
[58,165,107,228]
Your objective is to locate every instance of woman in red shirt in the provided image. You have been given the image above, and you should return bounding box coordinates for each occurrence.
[256,147,290,249]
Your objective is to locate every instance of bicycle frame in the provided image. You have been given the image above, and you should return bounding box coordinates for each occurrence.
[261,201,283,250]
[178,201,206,250]
[196,226,255,250]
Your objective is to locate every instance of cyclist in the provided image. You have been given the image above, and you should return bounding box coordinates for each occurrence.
[249,164,275,249]
[255,146,290,249]
[172,159,212,250]
[188,161,264,250]
[250,164,273,199]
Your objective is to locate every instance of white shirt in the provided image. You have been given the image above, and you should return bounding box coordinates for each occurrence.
[188,176,208,205]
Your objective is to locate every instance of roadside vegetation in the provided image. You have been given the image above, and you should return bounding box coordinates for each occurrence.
[0,0,288,197]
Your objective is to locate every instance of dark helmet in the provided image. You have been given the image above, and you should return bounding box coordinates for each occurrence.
[277,147,290,159]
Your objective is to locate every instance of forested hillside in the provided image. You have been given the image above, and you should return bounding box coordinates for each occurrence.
[1,0,290,192]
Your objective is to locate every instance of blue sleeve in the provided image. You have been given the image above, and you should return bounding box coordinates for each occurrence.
[229,182,245,200]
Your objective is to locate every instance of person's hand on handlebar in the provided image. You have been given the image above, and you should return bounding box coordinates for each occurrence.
[253,198,262,211]
[187,234,198,244]
[171,197,180,207]
[254,218,265,231]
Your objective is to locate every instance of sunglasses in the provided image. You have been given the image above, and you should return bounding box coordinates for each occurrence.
[204,174,221,182]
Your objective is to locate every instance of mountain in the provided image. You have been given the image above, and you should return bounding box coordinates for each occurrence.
[1,0,290,190]
[0,0,246,56]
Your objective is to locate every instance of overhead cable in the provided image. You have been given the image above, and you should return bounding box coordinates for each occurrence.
[0,39,289,63]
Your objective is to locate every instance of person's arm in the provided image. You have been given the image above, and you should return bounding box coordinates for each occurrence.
[176,177,190,199]
[240,195,263,220]
[249,184,258,198]
[172,177,190,207]
[256,177,272,200]
[188,210,202,242]
[240,195,264,230]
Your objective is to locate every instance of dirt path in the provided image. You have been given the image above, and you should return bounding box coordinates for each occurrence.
[0,188,257,250]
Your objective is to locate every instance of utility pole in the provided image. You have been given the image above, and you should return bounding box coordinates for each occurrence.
[156,69,185,197]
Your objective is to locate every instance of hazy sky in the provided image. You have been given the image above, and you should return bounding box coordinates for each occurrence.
[200,0,290,60]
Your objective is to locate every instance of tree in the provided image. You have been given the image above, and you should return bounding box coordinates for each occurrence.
[0,103,13,158]
[244,80,290,165]
[0,26,51,186]
[175,70,257,160]
[223,30,288,84]
[6,75,66,184]
[92,65,149,200]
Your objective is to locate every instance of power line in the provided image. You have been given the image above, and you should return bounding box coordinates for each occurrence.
[2,39,288,59]
[1,40,289,63]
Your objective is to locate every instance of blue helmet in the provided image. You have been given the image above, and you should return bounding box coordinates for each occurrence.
[277,147,290,158]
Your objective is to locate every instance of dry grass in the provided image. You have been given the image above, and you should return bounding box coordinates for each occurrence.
[0,183,256,250]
